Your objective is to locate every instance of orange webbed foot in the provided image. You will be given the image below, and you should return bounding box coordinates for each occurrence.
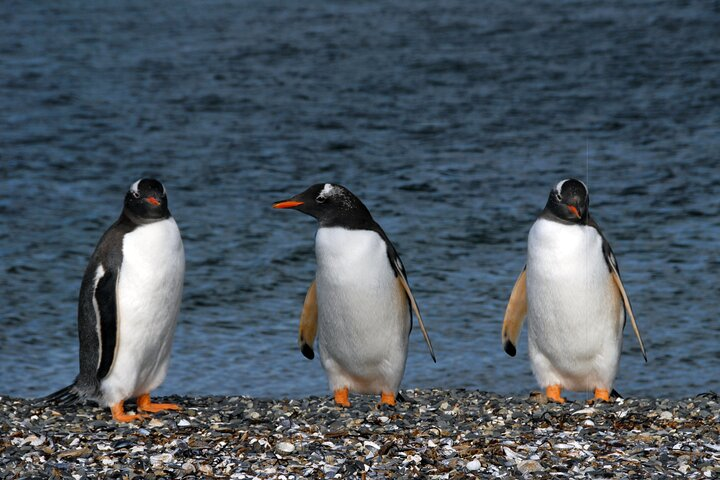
[334,387,351,408]
[592,388,611,403]
[137,393,181,413]
[379,392,396,407]
[111,401,146,422]
[546,385,566,404]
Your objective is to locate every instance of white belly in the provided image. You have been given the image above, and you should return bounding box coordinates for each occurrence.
[100,218,185,405]
[526,218,623,392]
[315,227,410,394]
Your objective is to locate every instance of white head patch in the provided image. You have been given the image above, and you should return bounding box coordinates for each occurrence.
[130,179,142,194]
[320,183,337,197]
[554,179,587,194]
[555,179,568,195]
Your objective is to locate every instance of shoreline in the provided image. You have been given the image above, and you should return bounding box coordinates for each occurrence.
[1,389,718,478]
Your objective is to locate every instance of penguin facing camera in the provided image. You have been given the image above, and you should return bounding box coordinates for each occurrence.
[48,178,185,422]
[502,178,646,403]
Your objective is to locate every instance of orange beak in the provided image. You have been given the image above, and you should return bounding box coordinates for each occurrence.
[567,205,581,218]
[146,197,160,206]
[273,200,304,209]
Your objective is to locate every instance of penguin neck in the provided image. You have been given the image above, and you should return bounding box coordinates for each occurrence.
[318,213,377,231]
[120,208,170,227]
[539,206,587,226]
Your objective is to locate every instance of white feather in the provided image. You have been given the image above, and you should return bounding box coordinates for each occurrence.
[526,218,623,392]
[91,264,105,370]
[314,227,410,394]
[100,218,184,406]
[320,183,336,197]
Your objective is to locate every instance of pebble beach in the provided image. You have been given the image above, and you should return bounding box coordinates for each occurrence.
[1,389,718,479]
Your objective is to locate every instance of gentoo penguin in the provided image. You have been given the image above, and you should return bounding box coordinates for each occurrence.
[273,183,435,407]
[47,178,185,422]
[501,178,646,403]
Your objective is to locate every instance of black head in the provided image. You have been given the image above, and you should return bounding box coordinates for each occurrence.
[273,183,374,229]
[123,178,170,223]
[543,178,589,223]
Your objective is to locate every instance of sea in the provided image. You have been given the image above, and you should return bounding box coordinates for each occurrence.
[1,0,718,400]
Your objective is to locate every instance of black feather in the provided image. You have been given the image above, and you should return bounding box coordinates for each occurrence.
[44,384,82,407]
[301,343,315,360]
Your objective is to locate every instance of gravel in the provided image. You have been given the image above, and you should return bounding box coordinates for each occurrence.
[1,389,718,478]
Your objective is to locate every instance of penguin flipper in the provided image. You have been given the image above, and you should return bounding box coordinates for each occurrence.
[610,264,647,362]
[77,261,120,384]
[394,263,436,363]
[372,220,435,362]
[298,279,318,360]
[501,266,527,357]
[588,214,647,362]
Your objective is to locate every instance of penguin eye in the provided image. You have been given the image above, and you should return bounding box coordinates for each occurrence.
[316,195,326,204]
[555,193,562,202]
[131,191,140,199]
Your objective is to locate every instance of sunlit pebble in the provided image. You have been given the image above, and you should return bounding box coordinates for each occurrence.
[466,459,482,471]
[275,442,295,454]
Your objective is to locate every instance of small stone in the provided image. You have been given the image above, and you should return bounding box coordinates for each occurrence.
[363,441,380,450]
[178,419,191,427]
[660,411,673,420]
[276,442,295,454]
[150,453,173,466]
[518,460,544,474]
[148,418,164,428]
[467,459,482,471]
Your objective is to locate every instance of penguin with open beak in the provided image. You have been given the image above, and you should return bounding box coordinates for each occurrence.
[274,183,435,407]
[502,178,646,403]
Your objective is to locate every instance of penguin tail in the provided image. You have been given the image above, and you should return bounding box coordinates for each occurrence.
[45,383,85,407]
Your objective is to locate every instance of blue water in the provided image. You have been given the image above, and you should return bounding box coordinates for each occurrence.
[1,0,718,400]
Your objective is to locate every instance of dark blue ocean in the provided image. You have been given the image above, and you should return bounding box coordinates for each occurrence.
[1,0,718,400]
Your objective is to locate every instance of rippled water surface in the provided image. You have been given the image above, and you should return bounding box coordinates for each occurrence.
[1,0,718,400]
